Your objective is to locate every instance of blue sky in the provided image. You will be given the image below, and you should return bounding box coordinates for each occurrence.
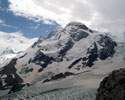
[0,0,61,53]
[0,0,125,39]
[0,0,124,53]
[0,0,60,38]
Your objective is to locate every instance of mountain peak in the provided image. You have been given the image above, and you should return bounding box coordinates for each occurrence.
[1,47,16,55]
[65,22,89,30]
[43,22,93,40]
[0,47,24,65]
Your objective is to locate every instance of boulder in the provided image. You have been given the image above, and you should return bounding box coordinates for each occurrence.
[96,68,125,100]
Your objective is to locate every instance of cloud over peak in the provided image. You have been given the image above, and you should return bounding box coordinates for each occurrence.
[8,0,94,26]
[0,31,37,54]
[8,0,125,34]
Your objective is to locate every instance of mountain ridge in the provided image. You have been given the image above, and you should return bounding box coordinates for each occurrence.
[0,22,119,90]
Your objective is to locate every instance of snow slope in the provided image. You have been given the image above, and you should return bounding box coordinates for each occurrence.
[0,48,124,100]
[0,47,24,68]
[0,22,124,100]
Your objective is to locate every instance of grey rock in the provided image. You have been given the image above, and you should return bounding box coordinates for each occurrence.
[96,68,125,100]
[0,59,23,89]
[19,67,33,74]
[70,30,89,41]
[58,38,74,57]
[98,35,117,60]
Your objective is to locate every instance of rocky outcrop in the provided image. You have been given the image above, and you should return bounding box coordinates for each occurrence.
[29,50,54,71]
[68,35,117,69]
[58,38,74,57]
[8,83,30,94]
[97,35,117,60]
[43,72,75,83]
[96,68,125,100]
[0,59,23,89]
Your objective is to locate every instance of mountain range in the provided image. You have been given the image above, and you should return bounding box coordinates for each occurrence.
[0,22,125,100]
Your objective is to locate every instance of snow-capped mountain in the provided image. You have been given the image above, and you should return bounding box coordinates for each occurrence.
[0,22,117,87]
[0,22,125,100]
[0,47,24,67]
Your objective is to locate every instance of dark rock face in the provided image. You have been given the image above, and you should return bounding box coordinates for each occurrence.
[19,67,33,74]
[68,58,82,69]
[8,83,30,94]
[68,35,117,69]
[98,35,117,60]
[96,68,125,100]
[85,42,98,67]
[29,50,54,71]
[0,59,23,89]
[31,42,37,48]
[19,53,27,59]
[68,42,98,69]
[70,30,89,41]
[43,72,75,83]
[58,38,74,57]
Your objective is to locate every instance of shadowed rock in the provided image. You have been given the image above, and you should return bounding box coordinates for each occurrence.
[43,72,75,83]
[8,83,30,94]
[0,59,23,89]
[96,68,125,100]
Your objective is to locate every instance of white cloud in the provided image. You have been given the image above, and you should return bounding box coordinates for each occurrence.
[0,19,4,24]
[8,0,94,26]
[0,19,18,28]
[0,31,38,54]
[86,0,125,30]
[43,20,56,25]
[8,0,125,41]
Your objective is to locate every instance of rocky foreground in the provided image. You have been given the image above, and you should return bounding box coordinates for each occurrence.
[96,68,125,100]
